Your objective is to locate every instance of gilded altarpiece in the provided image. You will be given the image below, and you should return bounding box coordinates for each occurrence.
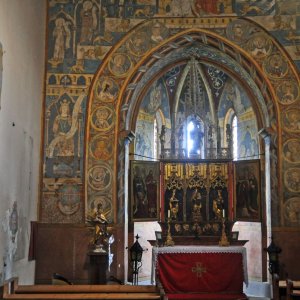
[162,162,231,238]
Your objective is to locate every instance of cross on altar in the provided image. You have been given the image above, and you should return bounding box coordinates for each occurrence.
[192,262,207,278]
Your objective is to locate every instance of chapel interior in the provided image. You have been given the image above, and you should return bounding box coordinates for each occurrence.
[0,0,300,299]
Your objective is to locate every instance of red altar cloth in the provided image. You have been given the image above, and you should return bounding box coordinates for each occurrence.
[153,246,248,300]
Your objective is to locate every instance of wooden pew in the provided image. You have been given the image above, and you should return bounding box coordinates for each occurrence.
[286,279,300,300]
[272,274,280,300]
[2,278,164,300]
[272,274,300,300]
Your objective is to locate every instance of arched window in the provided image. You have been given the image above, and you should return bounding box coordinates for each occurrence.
[224,108,237,160]
[187,120,194,157]
[187,116,205,159]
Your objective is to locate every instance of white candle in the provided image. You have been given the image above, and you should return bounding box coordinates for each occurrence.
[223,209,225,218]
[168,210,170,218]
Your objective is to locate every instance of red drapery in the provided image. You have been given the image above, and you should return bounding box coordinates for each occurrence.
[157,252,244,294]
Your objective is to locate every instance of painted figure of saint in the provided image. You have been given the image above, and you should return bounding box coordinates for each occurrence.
[133,166,147,219]
[264,54,288,79]
[52,18,71,62]
[235,166,259,219]
[284,140,300,163]
[109,53,131,77]
[232,23,243,41]
[94,140,112,160]
[96,79,116,103]
[145,169,157,218]
[80,0,98,44]
[248,169,259,212]
[89,165,111,190]
[128,32,148,57]
[277,81,298,104]
[147,82,162,113]
[151,22,164,43]
[285,168,300,193]
[94,107,111,130]
[285,110,300,131]
[284,197,300,223]
[247,34,272,59]
[53,99,74,156]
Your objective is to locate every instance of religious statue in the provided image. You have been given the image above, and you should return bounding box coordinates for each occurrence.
[212,190,224,220]
[87,203,109,252]
[191,189,203,222]
[169,189,179,221]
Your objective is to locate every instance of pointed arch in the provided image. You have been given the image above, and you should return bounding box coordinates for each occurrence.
[85,18,299,227]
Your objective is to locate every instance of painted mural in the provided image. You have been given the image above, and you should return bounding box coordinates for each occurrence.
[43,0,300,227]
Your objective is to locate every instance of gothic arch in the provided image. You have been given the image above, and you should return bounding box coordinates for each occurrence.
[85,18,300,227]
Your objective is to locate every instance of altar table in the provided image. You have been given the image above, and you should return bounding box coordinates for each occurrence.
[152,246,248,300]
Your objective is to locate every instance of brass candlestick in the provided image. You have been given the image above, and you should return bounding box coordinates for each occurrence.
[165,218,174,247]
[219,218,230,247]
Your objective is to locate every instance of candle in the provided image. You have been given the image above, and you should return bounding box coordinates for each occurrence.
[168,210,170,218]
[223,209,225,218]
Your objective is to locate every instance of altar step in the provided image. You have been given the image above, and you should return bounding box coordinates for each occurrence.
[244,281,271,299]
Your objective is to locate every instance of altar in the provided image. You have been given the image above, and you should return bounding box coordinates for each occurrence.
[152,246,248,300]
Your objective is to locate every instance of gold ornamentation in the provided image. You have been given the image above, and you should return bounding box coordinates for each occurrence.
[192,262,207,278]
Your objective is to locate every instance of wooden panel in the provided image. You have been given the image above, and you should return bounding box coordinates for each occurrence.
[34,223,90,284]
[34,223,124,284]
[273,229,300,279]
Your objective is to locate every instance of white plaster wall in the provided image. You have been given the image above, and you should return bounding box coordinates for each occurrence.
[232,221,263,281]
[0,0,46,285]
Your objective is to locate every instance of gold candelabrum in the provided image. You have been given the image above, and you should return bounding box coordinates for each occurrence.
[219,217,230,247]
[165,218,175,247]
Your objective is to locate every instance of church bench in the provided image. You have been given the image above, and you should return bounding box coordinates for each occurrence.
[2,278,164,300]
[286,279,300,300]
[272,274,300,300]
[14,284,159,294]
[3,293,162,299]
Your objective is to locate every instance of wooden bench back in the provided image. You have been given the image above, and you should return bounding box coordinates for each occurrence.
[2,278,163,300]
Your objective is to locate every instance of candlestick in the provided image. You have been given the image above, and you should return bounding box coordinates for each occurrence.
[165,217,174,247]
[219,218,230,247]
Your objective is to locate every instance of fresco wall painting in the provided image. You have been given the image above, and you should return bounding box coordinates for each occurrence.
[42,0,300,229]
